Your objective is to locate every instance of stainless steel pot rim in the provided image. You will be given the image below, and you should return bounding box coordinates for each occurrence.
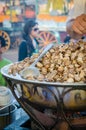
[1,64,86,87]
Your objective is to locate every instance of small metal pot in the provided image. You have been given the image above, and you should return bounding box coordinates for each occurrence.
[0,104,17,129]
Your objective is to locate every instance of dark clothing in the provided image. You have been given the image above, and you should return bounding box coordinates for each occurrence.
[18,40,27,61]
[18,37,39,61]
[64,35,71,43]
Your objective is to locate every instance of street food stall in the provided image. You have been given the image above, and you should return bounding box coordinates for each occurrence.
[0,0,86,130]
[1,39,86,130]
[0,0,71,48]
[0,0,28,49]
[36,0,69,44]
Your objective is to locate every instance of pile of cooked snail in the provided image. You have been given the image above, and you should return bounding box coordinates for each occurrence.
[8,40,86,83]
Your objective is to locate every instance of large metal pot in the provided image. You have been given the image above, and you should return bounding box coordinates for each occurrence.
[0,104,17,129]
[1,64,86,130]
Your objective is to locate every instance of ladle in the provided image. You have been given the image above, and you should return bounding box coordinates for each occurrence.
[20,43,54,78]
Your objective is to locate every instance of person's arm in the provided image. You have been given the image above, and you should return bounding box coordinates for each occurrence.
[18,41,27,61]
[66,19,82,40]
[66,14,86,40]
[66,0,86,39]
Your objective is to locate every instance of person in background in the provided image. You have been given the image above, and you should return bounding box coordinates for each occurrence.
[0,42,12,86]
[18,19,39,61]
[66,0,86,40]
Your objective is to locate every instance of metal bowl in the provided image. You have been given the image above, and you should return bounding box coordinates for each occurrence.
[1,64,86,130]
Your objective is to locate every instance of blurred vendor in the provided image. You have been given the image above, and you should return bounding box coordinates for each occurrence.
[0,31,12,86]
[66,0,86,40]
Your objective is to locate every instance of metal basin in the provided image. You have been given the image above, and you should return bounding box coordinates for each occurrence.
[1,64,86,130]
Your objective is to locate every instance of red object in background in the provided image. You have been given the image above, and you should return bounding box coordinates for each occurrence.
[25,10,36,18]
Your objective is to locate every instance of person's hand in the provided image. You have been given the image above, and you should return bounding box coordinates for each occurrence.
[72,14,86,35]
